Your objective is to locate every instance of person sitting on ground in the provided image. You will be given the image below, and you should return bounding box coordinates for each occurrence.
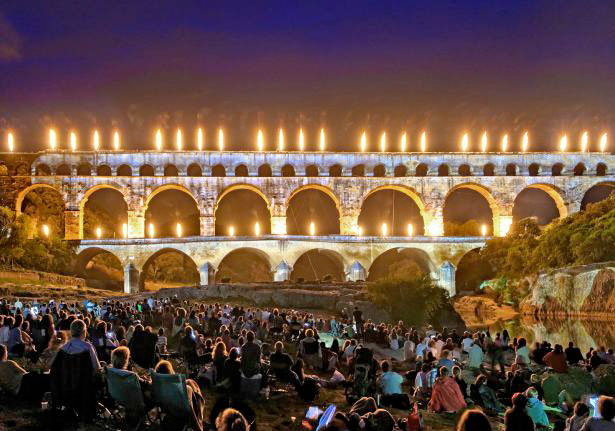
[378,360,408,408]
[438,349,455,373]
[543,344,568,373]
[300,329,320,369]
[516,338,531,369]
[56,319,100,371]
[428,366,467,413]
[269,341,300,388]
[566,401,589,431]
[456,409,492,431]
[505,392,535,431]
[526,387,550,429]
[156,327,167,354]
[565,341,584,365]
[474,373,504,413]
[580,396,615,431]
[240,331,261,378]
[452,365,467,397]
[0,344,49,404]
[154,359,205,431]
[215,407,250,431]
[223,348,242,392]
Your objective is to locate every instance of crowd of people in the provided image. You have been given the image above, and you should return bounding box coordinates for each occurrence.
[0,295,614,431]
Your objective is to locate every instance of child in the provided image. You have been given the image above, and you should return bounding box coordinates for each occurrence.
[156,327,168,354]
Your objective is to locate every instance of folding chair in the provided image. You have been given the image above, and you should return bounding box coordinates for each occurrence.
[150,371,193,431]
[106,367,148,431]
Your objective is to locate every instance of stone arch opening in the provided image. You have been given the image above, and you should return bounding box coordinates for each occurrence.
[117,164,132,176]
[373,164,386,177]
[145,187,200,237]
[258,164,272,177]
[56,164,71,175]
[0,163,7,176]
[281,164,295,177]
[455,248,494,294]
[140,165,155,176]
[574,162,586,176]
[18,185,65,237]
[187,163,202,177]
[140,248,200,291]
[415,163,428,176]
[329,164,342,177]
[513,187,561,225]
[305,164,319,177]
[483,163,495,176]
[597,163,607,176]
[212,164,226,177]
[359,187,425,235]
[394,165,407,177]
[82,187,128,238]
[443,185,496,235]
[529,163,540,176]
[164,164,179,176]
[458,164,472,176]
[291,249,345,282]
[77,163,92,176]
[235,164,249,177]
[351,164,365,177]
[505,163,517,176]
[552,163,564,176]
[97,165,112,176]
[367,248,433,281]
[581,183,615,210]
[215,248,272,283]
[287,188,340,235]
[13,163,29,175]
[75,248,123,291]
[35,164,51,176]
[438,164,449,176]
[215,187,270,236]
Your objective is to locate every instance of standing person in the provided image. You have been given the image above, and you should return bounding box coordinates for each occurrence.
[352,307,363,338]
[240,331,261,378]
[505,393,535,431]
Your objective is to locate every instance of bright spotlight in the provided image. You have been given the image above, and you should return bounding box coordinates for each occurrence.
[257,129,264,151]
[461,132,469,152]
[522,131,529,152]
[229,226,235,236]
[407,223,413,237]
[7,132,14,152]
[298,128,305,151]
[320,128,325,151]
[254,222,260,236]
[380,132,386,152]
[581,131,588,152]
[309,222,316,236]
[176,223,182,237]
[93,130,100,151]
[96,227,102,239]
[155,129,163,150]
[481,131,488,152]
[400,132,407,152]
[481,224,487,237]
[113,130,120,150]
[197,128,204,151]
[420,131,427,152]
[148,223,155,238]
[501,134,509,152]
[42,224,50,237]
[70,131,77,151]
[560,134,568,152]
[176,128,182,151]
[218,128,224,151]
[278,128,284,151]
[360,131,367,152]
[49,129,57,150]
[381,222,388,237]
[600,133,608,152]
[122,223,128,238]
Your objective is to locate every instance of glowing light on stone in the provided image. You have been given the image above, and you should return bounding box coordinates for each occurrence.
[420,131,427,152]
[501,133,509,152]
[461,132,469,152]
[320,128,325,151]
[360,131,367,152]
[299,128,305,151]
[70,131,77,151]
[176,128,182,151]
[93,130,100,151]
[560,134,568,152]
[278,128,284,151]
[407,223,413,237]
[481,224,487,236]
[257,129,264,151]
[229,226,235,236]
[581,131,588,152]
[380,132,386,152]
[49,129,57,150]
[500,218,512,237]
[96,227,102,239]
[42,224,49,237]
[522,131,529,152]
[357,226,364,236]
[155,129,163,151]
[254,222,260,236]
[218,128,224,151]
[600,133,608,152]
[122,223,128,238]
[381,222,388,237]
[481,131,488,152]
[197,128,204,151]
[176,223,182,237]
[309,222,316,236]
[400,132,407,152]
[148,223,155,238]
[113,130,120,151]
[7,132,14,152]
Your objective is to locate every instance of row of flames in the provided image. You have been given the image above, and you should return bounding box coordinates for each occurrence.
[1,129,609,153]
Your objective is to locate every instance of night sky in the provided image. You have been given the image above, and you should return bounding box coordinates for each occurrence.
[1,1,614,152]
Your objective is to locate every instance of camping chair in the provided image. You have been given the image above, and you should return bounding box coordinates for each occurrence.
[150,371,193,431]
[106,367,149,431]
[50,350,97,423]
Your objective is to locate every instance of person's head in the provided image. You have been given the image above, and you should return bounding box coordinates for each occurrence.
[456,409,491,431]
[229,347,239,360]
[573,401,589,418]
[111,346,130,369]
[274,341,283,353]
[554,344,563,354]
[475,374,487,386]
[452,365,461,377]
[511,392,528,409]
[525,387,539,399]
[438,366,449,378]
[518,337,526,348]
[215,408,249,431]
[0,344,7,361]
[70,319,87,339]
[305,329,314,338]
[158,327,164,336]
[599,396,615,421]
[246,331,255,343]
[155,360,175,375]
[381,361,390,373]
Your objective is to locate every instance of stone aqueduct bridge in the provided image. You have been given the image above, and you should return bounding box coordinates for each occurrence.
[7,150,615,295]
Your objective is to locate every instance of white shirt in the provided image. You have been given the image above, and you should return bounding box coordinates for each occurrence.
[462,337,474,353]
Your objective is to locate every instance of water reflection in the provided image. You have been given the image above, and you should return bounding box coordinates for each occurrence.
[465,316,615,354]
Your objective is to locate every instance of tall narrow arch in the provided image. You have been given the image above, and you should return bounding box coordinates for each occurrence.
[351,164,365,177]
[117,164,132,176]
[97,165,112,176]
[329,164,342,177]
[286,187,340,235]
[139,165,155,176]
[212,164,226,177]
[187,163,202,177]
[438,164,449,176]
[358,186,426,235]
[234,164,249,177]
[281,164,295,177]
[164,164,179,176]
[305,165,319,177]
[394,165,408,177]
[373,164,386,177]
[415,163,428,177]
[258,164,272,177]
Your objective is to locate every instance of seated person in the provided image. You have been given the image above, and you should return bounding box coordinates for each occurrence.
[156,328,167,354]
[300,329,321,369]
[474,374,504,413]
[452,366,467,397]
[57,319,100,372]
[240,331,261,378]
[269,341,300,388]
[414,363,435,401]
[428,367,466,413]
[437,350,455,373]
[525,387,549,429]
[215,408,250,431]
[108,346,152,406]
[0,344,49,404]
[543,344,568,373]
[378,360,409,409]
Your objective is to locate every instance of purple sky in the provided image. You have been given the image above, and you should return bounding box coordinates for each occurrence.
[1,0,614,151]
